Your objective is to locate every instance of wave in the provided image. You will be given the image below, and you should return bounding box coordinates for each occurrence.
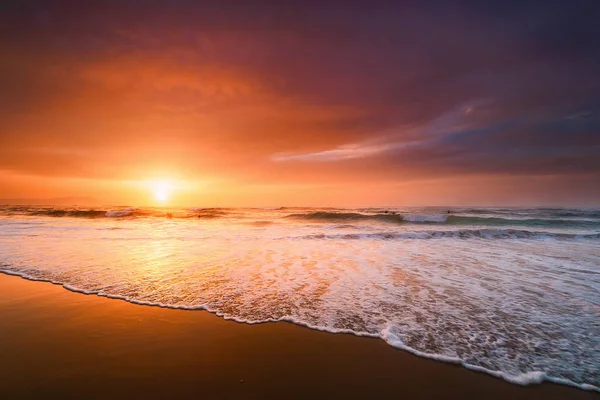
[190,208,229,219]
[30,209,110,218]
[0,206,232,220]
[188,207,232,212]
[247,220,274,226]
[105,208,139,217]
[0,269,597,392]
[380,326,599,391]
[403,214,448,223]
[286,211,404,223]
[285,211,600,228]
[455,208,600,219]
[297,229,600,241]
[447,215,600,227]
[0,206,152,219]
[2,207,599,228]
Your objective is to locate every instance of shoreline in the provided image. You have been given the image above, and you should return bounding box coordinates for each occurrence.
[0,273,596,399]
[2,269,598,393]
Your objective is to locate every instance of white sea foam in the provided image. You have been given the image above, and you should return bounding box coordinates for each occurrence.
[0,207,599,391]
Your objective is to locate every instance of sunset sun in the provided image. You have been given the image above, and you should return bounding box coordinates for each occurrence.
[149,180,173,203]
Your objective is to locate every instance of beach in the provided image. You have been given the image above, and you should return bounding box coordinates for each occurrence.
[0,274,595,399]
[3,0,599,397]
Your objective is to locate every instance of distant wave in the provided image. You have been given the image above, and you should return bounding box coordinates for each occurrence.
[34,208,151,218]
[447,215,600,228]
[286,211,404,223]
[0,206,233,219]
[49,209,109,218]
[458,208,600,219]
[104,208,140,217]
[247,220,274,226]
[189,208,229,219]
[296,229,600,241]
[187,207,232,212]
[403,214,448,223]
[285,211,600,228]
[27,208,111,218]
[2,207,599,227]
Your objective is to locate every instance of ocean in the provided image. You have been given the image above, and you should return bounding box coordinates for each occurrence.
[0,205,598,390]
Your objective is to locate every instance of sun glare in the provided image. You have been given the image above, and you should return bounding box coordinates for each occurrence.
[149,180,173,203]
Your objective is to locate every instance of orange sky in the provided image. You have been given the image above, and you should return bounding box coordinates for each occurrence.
[1,2,599,207]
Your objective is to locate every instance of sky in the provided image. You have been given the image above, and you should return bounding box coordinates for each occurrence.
[1,0,599,207]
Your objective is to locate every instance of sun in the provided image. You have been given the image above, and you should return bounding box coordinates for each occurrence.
[149,180,173,203]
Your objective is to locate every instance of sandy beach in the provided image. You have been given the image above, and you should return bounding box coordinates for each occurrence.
[3,0,599,397]
[0,273,595,399]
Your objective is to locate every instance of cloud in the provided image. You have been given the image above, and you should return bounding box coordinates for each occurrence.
[270,99,500,164]
[271,142,408,162]
[1,1,600,203]
[270,99,600,184]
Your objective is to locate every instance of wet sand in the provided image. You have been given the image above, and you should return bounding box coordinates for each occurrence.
[0,273,595,399]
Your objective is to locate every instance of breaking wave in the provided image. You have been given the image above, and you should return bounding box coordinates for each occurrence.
[296,229,600,241]
[189,208,230,219]
[447,215,600,228]
[30,209,109,218]
[4,206,599,228]
[285,211,600,228]
[104,208,141,217]
[286,211,405,223]
[0,206,233,219]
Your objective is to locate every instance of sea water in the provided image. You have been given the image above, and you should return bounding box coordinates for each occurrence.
[0,206,598,390]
